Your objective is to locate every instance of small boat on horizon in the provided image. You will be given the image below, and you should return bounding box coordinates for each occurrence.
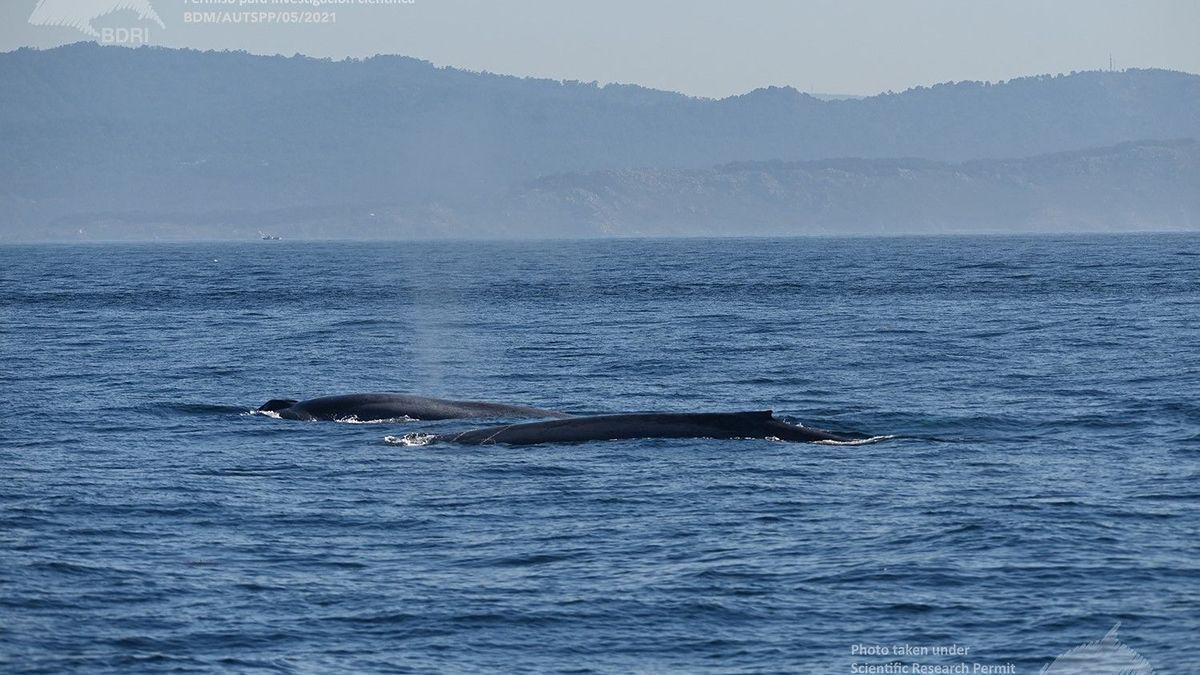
[258,231,282,241]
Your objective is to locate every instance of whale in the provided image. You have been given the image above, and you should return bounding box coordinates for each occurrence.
[257,393,568,422]
[395,410,858,445]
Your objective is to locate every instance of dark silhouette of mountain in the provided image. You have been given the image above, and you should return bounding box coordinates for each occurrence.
[1,43,1198,239]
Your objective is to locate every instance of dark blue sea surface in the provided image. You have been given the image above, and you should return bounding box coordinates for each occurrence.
[2,235,1198,673]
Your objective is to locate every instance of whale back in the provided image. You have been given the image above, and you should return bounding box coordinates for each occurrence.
[259,393,567,421]
[435,409,852,445]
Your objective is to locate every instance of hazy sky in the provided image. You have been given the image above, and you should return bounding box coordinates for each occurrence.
[4,0,1198,97]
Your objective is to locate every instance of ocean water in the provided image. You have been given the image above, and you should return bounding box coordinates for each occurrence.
[1,235,1198,673]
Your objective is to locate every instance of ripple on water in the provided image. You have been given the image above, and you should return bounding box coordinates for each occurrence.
[1,235,1198,671]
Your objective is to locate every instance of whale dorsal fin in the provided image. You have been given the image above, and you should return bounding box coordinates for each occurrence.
[259,398,298,412]
[740,410,775,419]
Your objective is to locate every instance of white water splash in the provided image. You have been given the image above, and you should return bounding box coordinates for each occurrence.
[247,410,416,424]
[334,415,417,425]
[814,434,897,446]
[383,433,436,447]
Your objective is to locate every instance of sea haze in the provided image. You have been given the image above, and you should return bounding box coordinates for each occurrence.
[1,43,1198,239]
[2,235,1197,672]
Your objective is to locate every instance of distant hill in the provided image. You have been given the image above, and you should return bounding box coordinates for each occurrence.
[1,43,1198,239]
[29,140,1199,240]
[480,140,1200,236]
